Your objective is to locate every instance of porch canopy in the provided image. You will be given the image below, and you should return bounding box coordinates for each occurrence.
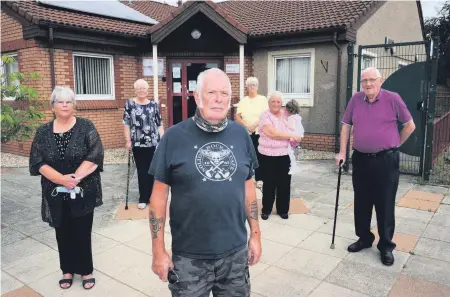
[147,1,249,102]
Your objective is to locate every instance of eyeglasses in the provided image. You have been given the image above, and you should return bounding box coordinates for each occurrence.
[361,78,380,84]
[247,84,258,88]
[136,88,148,91]
[168,270,179,285]
[55,100,73,105]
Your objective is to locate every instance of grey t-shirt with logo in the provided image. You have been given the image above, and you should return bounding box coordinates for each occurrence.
[149,119,258,260]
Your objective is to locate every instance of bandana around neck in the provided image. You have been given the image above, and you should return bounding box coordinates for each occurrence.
[192,108,228,133]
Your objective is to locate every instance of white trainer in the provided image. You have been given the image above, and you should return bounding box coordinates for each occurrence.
[137,203,147,209]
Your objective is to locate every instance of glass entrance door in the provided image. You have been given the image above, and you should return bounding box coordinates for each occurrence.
[168,60,220,125]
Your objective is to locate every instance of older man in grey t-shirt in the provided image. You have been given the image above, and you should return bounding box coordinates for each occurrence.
[336,67,415,266]
[148,68,262,297]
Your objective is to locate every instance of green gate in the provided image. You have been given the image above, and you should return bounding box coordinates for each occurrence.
[355,39,439,180]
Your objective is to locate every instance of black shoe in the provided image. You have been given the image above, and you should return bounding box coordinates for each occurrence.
[381,251,394,266]
[279,213,289,219]
[347,240,373,253]
[261,213,269,220]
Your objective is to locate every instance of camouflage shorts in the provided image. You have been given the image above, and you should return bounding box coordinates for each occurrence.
[169,247,250,297]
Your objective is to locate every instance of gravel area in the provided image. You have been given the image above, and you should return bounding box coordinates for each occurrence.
[2,148,335,168]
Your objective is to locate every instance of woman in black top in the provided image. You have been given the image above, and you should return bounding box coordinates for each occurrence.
[123,79,164,209]
[29,86,104,290]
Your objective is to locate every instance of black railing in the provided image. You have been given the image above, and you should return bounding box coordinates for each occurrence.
[430,92,450,184]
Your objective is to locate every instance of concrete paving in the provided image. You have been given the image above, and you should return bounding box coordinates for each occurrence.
[1,160,450,297]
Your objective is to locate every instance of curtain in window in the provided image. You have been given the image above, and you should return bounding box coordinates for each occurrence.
[74,56,111,95]
[276,57,311,94]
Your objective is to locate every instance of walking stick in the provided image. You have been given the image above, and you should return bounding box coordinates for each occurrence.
[125,150,132,210]
[330,159,344,249]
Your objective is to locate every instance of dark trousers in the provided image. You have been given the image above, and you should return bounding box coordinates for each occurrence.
[250,133,262,181]
[55,202,94,275]
[132,146,156,203]
[260,154,291,215]
[352,149,399,252]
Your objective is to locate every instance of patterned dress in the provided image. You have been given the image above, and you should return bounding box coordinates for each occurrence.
[123,99,162,148]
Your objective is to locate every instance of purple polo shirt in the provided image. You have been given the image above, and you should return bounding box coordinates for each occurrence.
[342,89,412,153]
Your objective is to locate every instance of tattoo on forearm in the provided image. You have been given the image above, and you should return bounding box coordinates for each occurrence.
[249,201,259,221]
[149,210,164,239]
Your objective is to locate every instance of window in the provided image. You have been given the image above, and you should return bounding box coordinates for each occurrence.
[361,50,377,70]
[398,61,408,69]
[268,49,315,107]
[73,53,114,100]
[1,53,19,100]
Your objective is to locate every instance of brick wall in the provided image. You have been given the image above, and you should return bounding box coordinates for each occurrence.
[224,55,253,105]
[1,12,23,42]
[18,47,53,99]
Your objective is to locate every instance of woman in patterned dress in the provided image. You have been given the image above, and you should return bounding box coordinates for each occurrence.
[123,79,164,209]
[257,91,301,220]
[29,86,104,290]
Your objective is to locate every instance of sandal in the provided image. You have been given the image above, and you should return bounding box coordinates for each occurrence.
[82,278,96,290]
[59,278,73,289]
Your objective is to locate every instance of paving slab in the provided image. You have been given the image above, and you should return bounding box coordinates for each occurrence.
[30,229,58,251]
[249,262,269,280]
[402,255,450,287]
[1,227,27,246]
[372,228,419,253]
[251,266,321,297]
[94,220,149,243]
[388,274,450,297]
[93,244,150,278]
[298,232,353,258]
[317,220,358,241]
[1,238,52,267]
[274,247,342,280]
[394,217,429,236]
[276,214,329,231]
[345,248,410,273]
[259,239,294,265]
[403,190,444,202]
[29,270,148,297]
[326,260,398,297]
[124,232,171,255]
[429,211,450,227]
[261,223,313,247]
[394,206,434,224]
[309,282,370,297]
[422,224,450,242]
[442,195,450,205]
[397,197,441,212]
[436,204,450,214]
[2,249,60,284]
[1,271,24,294]
[2,286,42,297]
[414,237,450,263]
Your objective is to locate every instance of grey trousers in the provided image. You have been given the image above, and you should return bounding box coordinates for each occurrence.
[169,247,250,297]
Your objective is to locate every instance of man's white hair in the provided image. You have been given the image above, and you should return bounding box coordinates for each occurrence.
[268,90,283,101]
[361,67,382,78]
[196,68,232,108]
[133,78,149,89]
[246,76,259,87]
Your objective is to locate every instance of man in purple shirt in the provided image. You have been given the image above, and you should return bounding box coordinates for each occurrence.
[336,67,416,266]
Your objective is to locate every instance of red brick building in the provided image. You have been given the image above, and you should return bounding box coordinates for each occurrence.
[1,0,424,156]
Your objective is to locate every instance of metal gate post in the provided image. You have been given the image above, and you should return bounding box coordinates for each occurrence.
[423,37,439,181]
[343,42,355,173]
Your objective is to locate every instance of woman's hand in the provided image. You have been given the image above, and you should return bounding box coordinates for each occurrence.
[58,174,79,190]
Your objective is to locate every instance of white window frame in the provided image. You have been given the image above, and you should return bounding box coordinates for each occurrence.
[1,52,19,101]
[361,49,377,70]
[72,52,115,100]
[268,48,315,107]
[398,61,408,68]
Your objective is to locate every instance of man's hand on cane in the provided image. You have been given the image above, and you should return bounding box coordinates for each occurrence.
[335,152,346,167]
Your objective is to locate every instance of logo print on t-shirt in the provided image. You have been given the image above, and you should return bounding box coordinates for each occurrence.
[195,142,237,182]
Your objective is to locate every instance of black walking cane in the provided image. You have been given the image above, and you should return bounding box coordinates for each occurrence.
[125,150,132,210]
[330,159,344,249]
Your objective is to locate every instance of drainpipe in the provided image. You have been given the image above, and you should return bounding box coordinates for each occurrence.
[332,32,342,153]
[48,26,56,89]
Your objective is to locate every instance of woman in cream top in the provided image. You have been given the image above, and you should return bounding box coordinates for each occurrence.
[236,77,269,186]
